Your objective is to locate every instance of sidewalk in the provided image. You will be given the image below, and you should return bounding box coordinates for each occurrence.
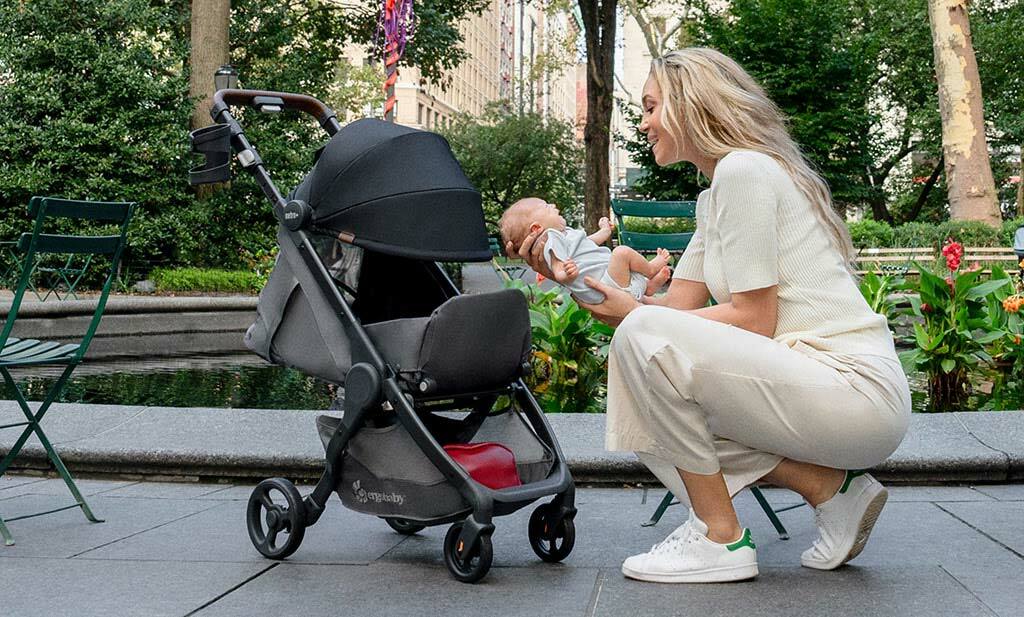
[2,402,1022,484]
[1,477,1021,616]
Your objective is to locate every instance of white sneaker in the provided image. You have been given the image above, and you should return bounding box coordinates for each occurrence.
[622,509,758,583]
[802,471,888,570]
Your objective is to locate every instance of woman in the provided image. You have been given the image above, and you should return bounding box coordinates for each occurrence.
[512,48,911,583]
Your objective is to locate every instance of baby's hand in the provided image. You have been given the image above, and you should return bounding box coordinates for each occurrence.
[555,259,579,284]
[599,216,615,231]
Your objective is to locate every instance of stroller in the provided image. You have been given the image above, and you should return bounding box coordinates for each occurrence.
[188,89,577,583]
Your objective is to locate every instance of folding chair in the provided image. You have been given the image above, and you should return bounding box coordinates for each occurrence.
[33,253,94,301]
[0,196,135,545]
[488,236,528,281]
[612,201,803,538]
[610,198,697,255]
[643,487,803,540]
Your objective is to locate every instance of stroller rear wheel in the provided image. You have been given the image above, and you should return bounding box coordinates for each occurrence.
[443,522,492,583]
[247,478,307,560]
[528,502,575,563]
[383,517,426,535]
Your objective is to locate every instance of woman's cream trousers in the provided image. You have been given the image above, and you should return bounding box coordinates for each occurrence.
[606,306,911,504]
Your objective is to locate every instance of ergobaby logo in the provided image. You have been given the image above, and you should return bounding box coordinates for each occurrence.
[351,480,404,506]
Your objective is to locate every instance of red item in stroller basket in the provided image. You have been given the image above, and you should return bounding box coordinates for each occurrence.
[443,442,522,490]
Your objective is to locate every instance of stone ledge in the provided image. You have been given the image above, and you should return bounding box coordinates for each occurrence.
[1,402,1021,485]
[0,295,258,318]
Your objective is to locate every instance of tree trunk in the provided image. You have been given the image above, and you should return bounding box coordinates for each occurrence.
[579,0,617,234]
[927,0,1001,225]
[1018,146,1023,217]
[190,0,230,131]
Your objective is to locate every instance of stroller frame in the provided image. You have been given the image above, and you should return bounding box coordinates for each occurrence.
[201,90,576,582]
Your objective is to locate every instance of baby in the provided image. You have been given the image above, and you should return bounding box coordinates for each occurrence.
[499,197,671,304]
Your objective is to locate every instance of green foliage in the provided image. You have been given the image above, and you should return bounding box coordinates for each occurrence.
[443,105,584,234]
[847,220,894,249]
[858,270,901,325]
[507,280,613,413]
[620,216,695,234]
[900,261,1008,411]
[0,0,488,282]
[892,222,943,249]
[1001,218,1024,247]
[150,267,261,293]
[845,220,1006,250]
[0,0,193,276]
[979,266,1024,373]
[619,0,1022,223]
[934,221,1003,249]
[690,0,877,208]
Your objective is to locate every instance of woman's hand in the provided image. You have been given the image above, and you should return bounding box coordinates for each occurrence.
[574,276,642,327]
[507,227,555,279]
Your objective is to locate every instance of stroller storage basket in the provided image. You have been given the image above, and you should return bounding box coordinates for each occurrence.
[317,408,555,521]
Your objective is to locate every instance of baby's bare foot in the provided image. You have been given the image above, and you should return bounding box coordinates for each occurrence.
[648,248,671,274]
[645,265,671,295]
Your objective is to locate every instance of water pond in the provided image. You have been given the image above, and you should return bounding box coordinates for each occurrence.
[5,354,1022,412]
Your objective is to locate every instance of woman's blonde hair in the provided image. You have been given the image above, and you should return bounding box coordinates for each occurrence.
[649,48,857,272]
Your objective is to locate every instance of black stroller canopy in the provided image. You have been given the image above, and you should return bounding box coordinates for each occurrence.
[302,118,491,262]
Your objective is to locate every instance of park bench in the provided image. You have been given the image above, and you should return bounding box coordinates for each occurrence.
[855,246,1021,276]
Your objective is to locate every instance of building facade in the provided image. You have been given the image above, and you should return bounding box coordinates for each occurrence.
[343,1,580,131]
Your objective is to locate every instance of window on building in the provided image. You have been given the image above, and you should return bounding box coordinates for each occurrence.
[418,104,424,126]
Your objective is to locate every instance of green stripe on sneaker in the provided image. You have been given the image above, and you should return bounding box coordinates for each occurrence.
[839,470,867,494]
[726,528,756,551]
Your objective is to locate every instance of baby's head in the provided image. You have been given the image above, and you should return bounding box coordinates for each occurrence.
[499,197,566,257]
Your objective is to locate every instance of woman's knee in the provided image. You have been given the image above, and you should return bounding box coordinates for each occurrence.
[610,306,664,357]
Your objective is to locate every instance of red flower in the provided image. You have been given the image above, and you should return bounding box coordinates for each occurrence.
[942,239,964,272]
[921,303,931,313]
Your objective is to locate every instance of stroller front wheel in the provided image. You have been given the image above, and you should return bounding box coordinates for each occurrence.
[247,478,307,560]
[528,502,575,563]
[443,522,493,583]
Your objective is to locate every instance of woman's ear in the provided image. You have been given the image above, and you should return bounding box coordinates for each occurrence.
[529,222,542,234]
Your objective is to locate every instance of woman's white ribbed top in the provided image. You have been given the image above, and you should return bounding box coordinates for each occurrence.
[673,150,895,356]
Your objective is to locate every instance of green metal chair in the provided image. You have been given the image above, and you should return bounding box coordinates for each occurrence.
[610,199,696,254]
[33,253,94,301]
[611,199,799,538]
[0,196,135,545]
[488,236,528,281]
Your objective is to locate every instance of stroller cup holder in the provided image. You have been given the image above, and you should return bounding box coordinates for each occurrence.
[188,123,232,185]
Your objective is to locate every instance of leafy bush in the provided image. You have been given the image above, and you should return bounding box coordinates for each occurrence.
[892,222,942,248]
[934,220,1003,248]
[900,241,1007,411]
[1001,217,1024,246]
[443,106,584,235]
[848,220,1004,250]
[858,270,902,324]
[508,280,612,413]
[847,219,894,249]
[150,268,260,293]
[620,216,695,234]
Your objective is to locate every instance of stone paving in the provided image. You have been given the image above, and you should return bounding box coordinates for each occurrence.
[2,476,1022,617]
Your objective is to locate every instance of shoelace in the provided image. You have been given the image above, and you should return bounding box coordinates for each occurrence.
[649,521,695,555]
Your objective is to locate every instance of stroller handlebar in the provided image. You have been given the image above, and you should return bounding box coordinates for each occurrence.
[212,89,339,132]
